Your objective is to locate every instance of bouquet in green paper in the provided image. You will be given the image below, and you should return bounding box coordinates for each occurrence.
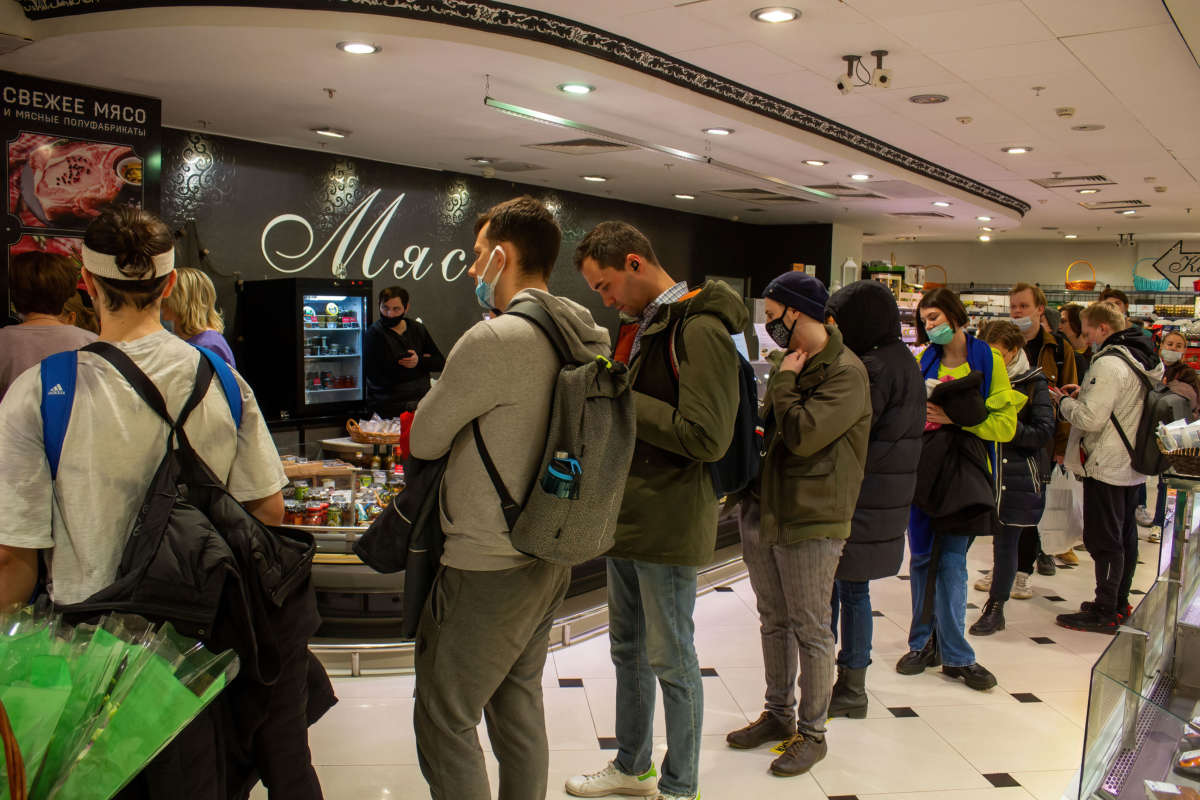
[0,604,238,800]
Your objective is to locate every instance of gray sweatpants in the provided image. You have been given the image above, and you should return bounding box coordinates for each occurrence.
[739,499,845,739]
[414,560,570,800]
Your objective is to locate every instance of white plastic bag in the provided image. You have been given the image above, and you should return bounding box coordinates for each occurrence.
[1040,467,1084,554]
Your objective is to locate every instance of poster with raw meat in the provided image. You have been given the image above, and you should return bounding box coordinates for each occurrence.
[0,71,160,323]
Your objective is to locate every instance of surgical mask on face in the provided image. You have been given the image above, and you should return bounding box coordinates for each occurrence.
[475,246,504,312]
[1091,342,1101,353]
[927,322,955,346]
[1010,315,1035,332]
[766,313,796,349]
[1162,349,1183,364]
[383,312,405,327]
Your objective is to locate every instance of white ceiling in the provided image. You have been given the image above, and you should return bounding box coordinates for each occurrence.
[2,0,1198,243]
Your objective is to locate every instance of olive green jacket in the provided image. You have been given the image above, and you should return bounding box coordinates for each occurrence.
[608,280,748,566]
[759,326,871,544]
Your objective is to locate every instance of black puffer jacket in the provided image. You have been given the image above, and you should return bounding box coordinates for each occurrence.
[998,366,1056,527]
[826,281,925,582]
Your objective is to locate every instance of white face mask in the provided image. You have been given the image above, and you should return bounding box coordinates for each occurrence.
[1010,315,1036,332]
[1162,349,1183,364]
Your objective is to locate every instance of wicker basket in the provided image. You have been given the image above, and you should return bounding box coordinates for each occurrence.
[1159,441,1200,477]
[1065,260,1096,291]
[1,696,27,800]
[346,418,403,445]
[922,264,947,291]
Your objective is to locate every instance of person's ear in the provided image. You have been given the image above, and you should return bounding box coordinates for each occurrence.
[80,267,99,301]
[625,253,640,272]
[160,271,179,300]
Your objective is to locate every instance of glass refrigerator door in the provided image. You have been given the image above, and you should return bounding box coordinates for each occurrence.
[301,293,366,409]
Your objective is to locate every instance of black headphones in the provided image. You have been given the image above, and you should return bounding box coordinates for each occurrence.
[631,260,640,271]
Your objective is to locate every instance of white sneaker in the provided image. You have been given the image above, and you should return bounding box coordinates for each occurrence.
[1148,526,1161,544]
[973,571,992,592]
[566,761,659,798]
[1011,572,1034,600]
[1135,505,1154,527]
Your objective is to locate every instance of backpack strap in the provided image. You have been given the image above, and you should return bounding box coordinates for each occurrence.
[193,344,242,428]
[1093,347,1154,460]
[506,301,571,366]
[472,418,522,530]
[40,351,78,481]
[82,342,215,436]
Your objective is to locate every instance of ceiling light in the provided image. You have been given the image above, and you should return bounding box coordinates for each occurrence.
[976,216,991,222]
[1077,188,1099,195]
[558,83,595,95]
[467,157,493,164]
[1001,146,1032,154]
[980,226,994,232]
[702,127,734,136]
[312,127,348,138]
[581,175,607,182]
[803,160,828,166]
[1121,209,1137,215]
[751,6,800,23]
[674,193,695,200]
[978,234,991,242]
[337,41,380,55]
[932,201,951,208]
[849,173,872,181]
[909,94,949,105]
[1064,234,1078,239]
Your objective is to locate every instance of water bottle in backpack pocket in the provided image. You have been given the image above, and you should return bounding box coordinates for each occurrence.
[541,451,582,500]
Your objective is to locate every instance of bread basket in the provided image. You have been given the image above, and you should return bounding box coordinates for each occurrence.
[1065,260,1096,291]
[922,264,947,291]
[1158,441,1200,477]
[346,418,403,445]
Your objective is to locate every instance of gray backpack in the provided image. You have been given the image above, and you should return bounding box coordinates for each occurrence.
[473,301,635,565]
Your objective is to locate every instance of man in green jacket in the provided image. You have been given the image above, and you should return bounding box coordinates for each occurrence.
[726,271,870,777]
[566,221,744,800]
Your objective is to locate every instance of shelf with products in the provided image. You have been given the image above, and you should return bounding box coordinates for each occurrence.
[303,325,362,332]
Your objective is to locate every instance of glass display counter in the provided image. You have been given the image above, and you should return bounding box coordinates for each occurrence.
[1080,473,1200,799]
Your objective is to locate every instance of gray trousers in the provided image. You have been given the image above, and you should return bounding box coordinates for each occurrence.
[414,560,571,800]
[740,499,845,739]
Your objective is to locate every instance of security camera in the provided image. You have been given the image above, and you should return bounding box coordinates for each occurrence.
[871,68,893,88]
[836,75,853,95]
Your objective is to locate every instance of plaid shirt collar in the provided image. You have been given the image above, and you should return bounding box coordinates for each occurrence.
[631,281,689,361]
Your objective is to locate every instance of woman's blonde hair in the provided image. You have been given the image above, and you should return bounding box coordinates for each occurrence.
[163,267,223,338]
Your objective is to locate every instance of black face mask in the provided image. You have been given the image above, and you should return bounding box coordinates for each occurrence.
[383,313,405,328]
[765,313,796,349]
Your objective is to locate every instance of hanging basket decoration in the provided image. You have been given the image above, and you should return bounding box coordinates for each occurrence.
[922,264,947,291]
[1133,257,1171,292]
[1065,260,1096,291]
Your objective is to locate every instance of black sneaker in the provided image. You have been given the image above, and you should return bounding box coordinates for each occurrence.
[941,663,997,691]
[1080,601,1132,623]
[896,633,940,675]
[1036,553,1057,576]
[1056,608,1119,634]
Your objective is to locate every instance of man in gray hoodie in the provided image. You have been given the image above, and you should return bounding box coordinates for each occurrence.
[408,196,612,800]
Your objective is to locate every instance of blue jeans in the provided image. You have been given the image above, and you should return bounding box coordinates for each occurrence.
[907,536,975,668]
[607,558,702,797]
[830,579,873,670]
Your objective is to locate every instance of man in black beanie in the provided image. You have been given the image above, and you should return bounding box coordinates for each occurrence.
[726,271,871,777]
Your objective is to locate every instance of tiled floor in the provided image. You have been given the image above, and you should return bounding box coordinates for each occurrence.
[256,531,1164,800]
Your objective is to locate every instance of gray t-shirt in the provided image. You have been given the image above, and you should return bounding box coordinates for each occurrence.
[0,329,287,604]
[0,323,97,401]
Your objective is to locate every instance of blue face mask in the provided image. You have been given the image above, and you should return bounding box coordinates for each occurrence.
[475,247,504,312]
[928,322,955,346]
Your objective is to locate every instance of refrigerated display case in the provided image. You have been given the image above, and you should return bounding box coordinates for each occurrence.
[237,277,373,420]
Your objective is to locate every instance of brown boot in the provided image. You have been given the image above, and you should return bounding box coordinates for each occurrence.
[770,733,828,777]
[726,711,793,749]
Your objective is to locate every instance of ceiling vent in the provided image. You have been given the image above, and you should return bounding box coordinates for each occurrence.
[524,138,637,156]
[808,184,889,200]
[704,188,814,204]
[489,161,546,173]
[1030,174,1115,189]
[861,180,940,199]
[888,211,954,219]
[1078,199,1149,211]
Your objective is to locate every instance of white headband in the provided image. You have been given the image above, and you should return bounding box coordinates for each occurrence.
[81,244,175,280]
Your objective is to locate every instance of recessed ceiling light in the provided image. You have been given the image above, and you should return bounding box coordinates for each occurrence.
[1064,234,1078,239]
[702,127,734,136]
[467,157,493,164]
[932,201,952,207]
[980,226,994,232]
[1120,209,1137,215]
[674,193,695,200]
[976,216,992,222]
[1001,146,1032,154]
[312,127,348,138]
[909,94,949,105]
[751,6,800,23]
[1071,124,1106,132]
[803,159,828,166]
[558,83,595,95]
[337,41,380,55]
[1077,188,1099,195]
[978,234,991,242]
[849,173,872,181]
[581,175,608,182]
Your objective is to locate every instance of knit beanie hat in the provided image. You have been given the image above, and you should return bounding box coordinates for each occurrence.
[763,272,829,322]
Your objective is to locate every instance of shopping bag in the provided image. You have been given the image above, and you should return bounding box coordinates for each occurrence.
[1040,467,1083,554]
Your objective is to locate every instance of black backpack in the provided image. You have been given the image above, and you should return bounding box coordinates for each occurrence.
[1098,348,1191,476]
[668,320,765,496]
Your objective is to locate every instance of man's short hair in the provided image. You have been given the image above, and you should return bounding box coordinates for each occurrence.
[474,196,561,280]
[84,206,174,312]
[379,286,409,307]
[1099,287,1130,308]
[10,251,79,316]
[1060,303,1084,338]
[979,319,1025,352]
[573,221,659,272]
[1009,282,1046,309]
[1082,301,1126,331]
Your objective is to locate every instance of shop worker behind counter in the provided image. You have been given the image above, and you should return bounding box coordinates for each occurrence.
[0,206,331,799]
[364,286,445,416]
[568,221,745,800]
[407,196,614,800]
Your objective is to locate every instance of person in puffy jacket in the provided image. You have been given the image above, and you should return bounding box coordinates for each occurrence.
[822,280,924,719]
[1141,331,1198,539]
[969,321,1055,635]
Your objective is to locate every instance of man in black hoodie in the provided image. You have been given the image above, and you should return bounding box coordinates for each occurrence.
[823,280,925,718]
